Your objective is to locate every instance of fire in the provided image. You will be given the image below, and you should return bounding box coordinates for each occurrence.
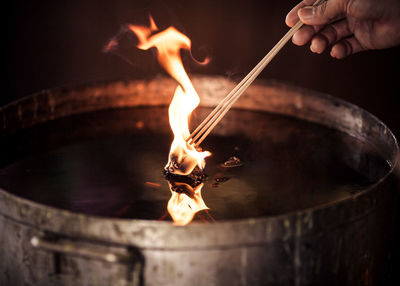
[128,17,211,175]
[106,17,213,225]
[167,182,208,225]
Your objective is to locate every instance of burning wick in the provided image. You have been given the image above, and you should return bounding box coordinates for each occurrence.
[109,16,211,176]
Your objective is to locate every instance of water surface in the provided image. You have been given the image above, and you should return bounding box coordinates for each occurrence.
[0,107,389,221]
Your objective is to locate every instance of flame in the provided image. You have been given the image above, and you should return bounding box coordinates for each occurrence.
[128,17,211,175]
[167,182,208,225]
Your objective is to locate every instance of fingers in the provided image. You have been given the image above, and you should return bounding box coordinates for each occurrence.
[287,0,347,46]
[287,0,365,58]
[330,37,365,59]
[309,19,353,53]
[286,0,318,27]
[292,16,359,58]
[292,25,323,46]
[292,18,350,47]
[288,1,349,52]
[298,0,347,26]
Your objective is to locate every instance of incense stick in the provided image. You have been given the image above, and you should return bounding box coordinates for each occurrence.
[188,0,325,147]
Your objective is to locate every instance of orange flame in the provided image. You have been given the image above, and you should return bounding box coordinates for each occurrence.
[167,182,208,225]
[128,17,211,175]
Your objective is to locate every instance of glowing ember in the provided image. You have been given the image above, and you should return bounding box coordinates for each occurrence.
[167,181,208,226]
[127,17,211,175]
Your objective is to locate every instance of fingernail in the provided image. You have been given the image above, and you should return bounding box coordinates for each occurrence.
[330,48,339,59]
[298,7,314,21]
[285,14,291,27]
[310,43,317,53]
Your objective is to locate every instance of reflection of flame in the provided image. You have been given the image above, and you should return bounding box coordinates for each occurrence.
[127,16,211,175]
[167,182,208,226]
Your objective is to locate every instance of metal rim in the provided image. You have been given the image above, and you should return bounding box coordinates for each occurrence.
[0,76,398,249]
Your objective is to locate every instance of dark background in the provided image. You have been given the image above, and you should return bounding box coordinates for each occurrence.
[4,0,399,140]
[3,0,400,283]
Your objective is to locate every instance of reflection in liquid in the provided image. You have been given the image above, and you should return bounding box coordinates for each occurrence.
[0,108,388,221]
[166,180,210,225]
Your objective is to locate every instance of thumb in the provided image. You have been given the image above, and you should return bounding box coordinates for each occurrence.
[298,0,346,25]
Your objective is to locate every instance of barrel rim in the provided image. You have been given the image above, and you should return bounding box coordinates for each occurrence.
[0,75,398,249]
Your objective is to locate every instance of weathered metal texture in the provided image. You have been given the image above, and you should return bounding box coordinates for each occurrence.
[0,76,398,286]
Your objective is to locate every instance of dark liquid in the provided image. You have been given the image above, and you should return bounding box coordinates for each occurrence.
[0,107,390,221]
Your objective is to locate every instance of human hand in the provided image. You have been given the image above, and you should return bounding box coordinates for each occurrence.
[286,0,400,58]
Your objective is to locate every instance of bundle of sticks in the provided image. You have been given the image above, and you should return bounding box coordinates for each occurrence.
[187,0,325,148]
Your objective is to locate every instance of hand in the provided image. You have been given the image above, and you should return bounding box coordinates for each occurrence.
[286,0,400,58]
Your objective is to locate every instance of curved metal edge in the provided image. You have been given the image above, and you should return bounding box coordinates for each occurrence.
[0,75,398,250]
[30,234,133,264]
[0,177,395,250]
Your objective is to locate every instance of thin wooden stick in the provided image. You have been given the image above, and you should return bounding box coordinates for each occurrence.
[188,0,324,147]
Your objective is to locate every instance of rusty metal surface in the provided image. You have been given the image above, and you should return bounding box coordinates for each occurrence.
[0,76,398,285]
